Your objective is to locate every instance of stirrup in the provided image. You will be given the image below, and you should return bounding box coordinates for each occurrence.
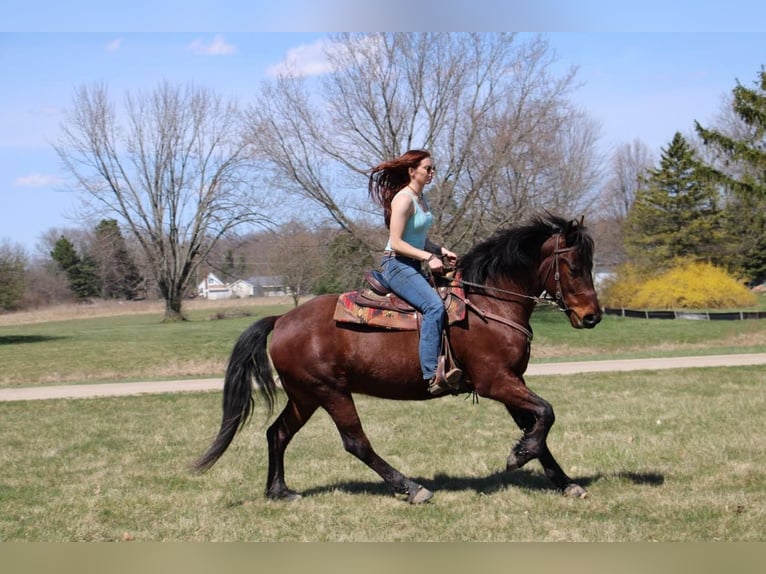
[427,356,463,394]
[437,355,462,389]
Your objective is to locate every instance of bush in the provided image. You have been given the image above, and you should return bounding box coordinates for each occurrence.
[601,260,757,310]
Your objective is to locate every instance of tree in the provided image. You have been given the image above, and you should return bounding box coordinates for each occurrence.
[92,219,143,300]
[624,132,724,271]
[50,235,99,299]
[266,221,325,307]
[55,81,268,320]
[246,33,601,257]
[594,139,654,267]
[695,68,766,285]
[0,240,27,311]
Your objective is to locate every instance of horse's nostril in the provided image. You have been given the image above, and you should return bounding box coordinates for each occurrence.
[583,314,601,328]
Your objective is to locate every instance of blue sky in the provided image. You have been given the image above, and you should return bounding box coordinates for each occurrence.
[2,4,765,254]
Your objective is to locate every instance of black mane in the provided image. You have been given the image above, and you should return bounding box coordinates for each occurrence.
[458,213,594,286]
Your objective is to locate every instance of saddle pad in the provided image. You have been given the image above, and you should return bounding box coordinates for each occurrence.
[333,286,466,331]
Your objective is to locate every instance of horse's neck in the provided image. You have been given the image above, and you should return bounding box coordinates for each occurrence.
[467,278,537,320]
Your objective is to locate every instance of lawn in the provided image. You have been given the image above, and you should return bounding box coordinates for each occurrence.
[1,296,765,387]
[0,366,763,541]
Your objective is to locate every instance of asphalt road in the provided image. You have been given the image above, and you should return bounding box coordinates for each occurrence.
[1,353,765,403]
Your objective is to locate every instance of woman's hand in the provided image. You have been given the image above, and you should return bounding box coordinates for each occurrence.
[426,253,444,274]
[442,248,458,266]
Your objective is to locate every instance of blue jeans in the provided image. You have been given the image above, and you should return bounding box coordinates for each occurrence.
[380,255,445,380]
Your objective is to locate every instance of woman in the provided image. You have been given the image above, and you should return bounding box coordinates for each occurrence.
[368,149,462,395]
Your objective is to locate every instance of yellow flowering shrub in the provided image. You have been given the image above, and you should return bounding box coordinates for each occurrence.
[601,261,757,310]
[598,263,644,308]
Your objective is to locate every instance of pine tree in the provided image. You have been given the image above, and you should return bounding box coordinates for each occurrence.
[695,68,766,285]
[624,132,724,272]
[50,236,100,299]
[93,219,142,299]
[0,240,26,310]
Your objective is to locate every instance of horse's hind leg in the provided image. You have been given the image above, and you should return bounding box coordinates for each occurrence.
[323,391,433,504]
[265,397,318,501]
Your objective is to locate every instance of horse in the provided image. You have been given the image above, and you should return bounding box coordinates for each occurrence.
[193,213,602,504]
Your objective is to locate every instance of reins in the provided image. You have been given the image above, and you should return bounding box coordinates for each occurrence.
[447,234,576,341]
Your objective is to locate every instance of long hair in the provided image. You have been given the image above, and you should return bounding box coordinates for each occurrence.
[368,149,431,228]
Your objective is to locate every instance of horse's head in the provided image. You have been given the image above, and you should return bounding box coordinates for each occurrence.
[541,217,602,329]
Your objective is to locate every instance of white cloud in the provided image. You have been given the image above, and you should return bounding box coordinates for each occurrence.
[13,174,62,188]
[266,38,335,77]
[106,37,123,52]
[188,35,236,56]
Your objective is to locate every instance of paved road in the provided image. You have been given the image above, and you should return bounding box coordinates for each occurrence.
[1,353,765,402]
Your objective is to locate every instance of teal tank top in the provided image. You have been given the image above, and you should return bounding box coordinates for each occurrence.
[385,189,433,251]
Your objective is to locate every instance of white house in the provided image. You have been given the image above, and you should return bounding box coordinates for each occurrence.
[229,278,255,298]
[197,272,287,299]
[197,273,231,300]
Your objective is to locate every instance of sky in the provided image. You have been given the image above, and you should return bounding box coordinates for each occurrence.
[2,2,765,255]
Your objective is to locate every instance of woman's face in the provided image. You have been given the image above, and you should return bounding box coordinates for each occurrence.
[409,157,435,186]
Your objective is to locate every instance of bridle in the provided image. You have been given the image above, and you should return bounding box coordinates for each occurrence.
[541,234,576,313]
[450,233,576,341]
[456,233,574,310]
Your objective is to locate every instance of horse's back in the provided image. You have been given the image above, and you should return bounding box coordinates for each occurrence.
[268,294,425,397]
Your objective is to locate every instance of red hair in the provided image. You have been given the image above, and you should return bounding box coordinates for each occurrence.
[368,149,431,228]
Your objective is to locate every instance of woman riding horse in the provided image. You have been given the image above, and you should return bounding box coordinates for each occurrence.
[194,213,602,504]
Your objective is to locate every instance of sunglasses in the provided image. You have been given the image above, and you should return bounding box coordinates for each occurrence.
[422,165,436,174]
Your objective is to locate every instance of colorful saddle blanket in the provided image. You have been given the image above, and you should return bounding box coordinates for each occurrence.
[333,277,467,331]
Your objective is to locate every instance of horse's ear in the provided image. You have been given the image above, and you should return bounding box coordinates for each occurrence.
[568,216,585,230]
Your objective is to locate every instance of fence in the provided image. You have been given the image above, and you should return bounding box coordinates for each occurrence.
[603,308,766,320]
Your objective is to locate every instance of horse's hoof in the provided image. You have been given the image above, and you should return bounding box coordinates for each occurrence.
[506,455,526,472]
[563,484,588,498]
[408,485,433,504]
[266,489,302,502]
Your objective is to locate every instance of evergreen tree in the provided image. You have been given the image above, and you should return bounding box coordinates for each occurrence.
[93,219,142,299]
[0,240,26,311]
[695,68,766,285]
[50,235,100,299]
[624,132,724,271]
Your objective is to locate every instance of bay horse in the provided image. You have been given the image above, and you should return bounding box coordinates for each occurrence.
[193,213,602,504]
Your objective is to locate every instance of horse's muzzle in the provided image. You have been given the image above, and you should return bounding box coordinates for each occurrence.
[567,309,602,329]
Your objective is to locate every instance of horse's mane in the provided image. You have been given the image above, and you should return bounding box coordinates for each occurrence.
[457,213,594,286]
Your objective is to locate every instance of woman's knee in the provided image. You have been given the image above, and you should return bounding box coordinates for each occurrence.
[422,296,445,318]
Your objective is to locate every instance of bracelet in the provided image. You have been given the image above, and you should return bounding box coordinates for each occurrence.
[426,254,437,263]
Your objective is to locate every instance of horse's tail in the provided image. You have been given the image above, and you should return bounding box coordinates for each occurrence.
[192,315,281,473]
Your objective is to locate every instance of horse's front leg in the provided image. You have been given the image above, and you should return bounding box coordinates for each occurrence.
[479,376,586,498]
[505,402,586,497]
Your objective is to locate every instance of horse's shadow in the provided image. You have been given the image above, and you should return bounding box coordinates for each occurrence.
[299,469,665,499]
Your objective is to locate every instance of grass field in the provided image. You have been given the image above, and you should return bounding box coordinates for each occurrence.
[0,366,764,541]
[0,295,765,542]
[1,295,765,387]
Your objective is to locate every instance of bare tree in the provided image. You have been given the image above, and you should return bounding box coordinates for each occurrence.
[593,139,654,267]
[54,82,267,320]
[265,221,324,307]
[598,139,654,221]
[246,33,601,255]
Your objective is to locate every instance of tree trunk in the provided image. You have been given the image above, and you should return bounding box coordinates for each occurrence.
[163,288,186,322]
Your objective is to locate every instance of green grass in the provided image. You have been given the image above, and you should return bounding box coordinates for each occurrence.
[1,299,765,387]
[0,303,290,386]
[1,366,764,541]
